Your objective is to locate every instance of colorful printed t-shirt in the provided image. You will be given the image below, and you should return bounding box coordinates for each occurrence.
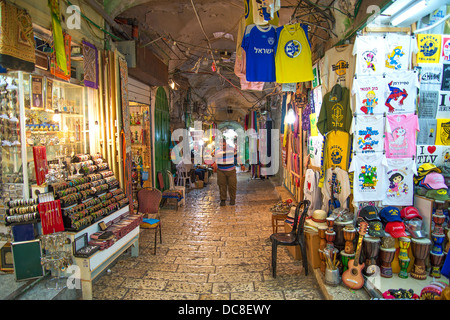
[303,168,322,216]
[384,71,419,113]
[383,157,416,206]
[275,23,314,83]
[241,24,277,82]
[384,34,418,71]
[353,114,385,155]
[321,167,351,213]
[349,153,387,202]
[352,74,388,115]
[323,130,351,171]
[385,113,419,158]
[436,119,450,146]
[353,35,386,76]
[417,34,441,64]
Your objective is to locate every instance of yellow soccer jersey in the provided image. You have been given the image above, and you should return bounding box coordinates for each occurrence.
[275,23,314,83]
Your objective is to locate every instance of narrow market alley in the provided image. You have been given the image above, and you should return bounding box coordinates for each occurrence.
[92,172,324,300]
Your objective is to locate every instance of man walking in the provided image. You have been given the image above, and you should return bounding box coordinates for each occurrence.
[216,140,237,206]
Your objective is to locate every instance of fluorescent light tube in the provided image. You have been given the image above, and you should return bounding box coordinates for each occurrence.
[391,0,427,26]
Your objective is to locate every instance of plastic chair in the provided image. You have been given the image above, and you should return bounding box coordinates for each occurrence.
[270,200,310,278]
[137,187,162,254]
[177,165,191,188]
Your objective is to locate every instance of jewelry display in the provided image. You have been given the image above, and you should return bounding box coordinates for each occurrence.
[40,232,72,290]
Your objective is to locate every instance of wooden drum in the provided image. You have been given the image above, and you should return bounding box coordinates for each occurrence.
[362,236,381,276]
[379,247,396,278]
[411,238,432,280]
[334,220,353,252]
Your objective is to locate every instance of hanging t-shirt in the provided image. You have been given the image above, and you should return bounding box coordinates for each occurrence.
[352,74,388,115]
[384,71,419,114]
[349,153,387,202]
[353,35,386,76]
[418,63,443,119]
[323,130,351,171]
[317,86,352,135]
[303,168,322,216]
[244,0,279,26]
[442,36,450,62]
[308,135,323,167]
[321,45,355,93]
[417,34,442,64]
[417,119,437,145]
[442,64,450,91]
[353,114,386,155]
[321,167,351,213]
[385,113,419,158]
[275,23,314,83]
[436,119,450,146]
[384,34,418,71]
[383,158,416,206]
[241,24,277,82]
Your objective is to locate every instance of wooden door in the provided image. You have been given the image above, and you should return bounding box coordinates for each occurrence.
[154,87,170,190]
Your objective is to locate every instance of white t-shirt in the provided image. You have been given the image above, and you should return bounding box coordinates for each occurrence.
[382,157,417,206]
[321,44,355,92]
[353,35,386,76]
[349,153,388,202]
[303,168,322,216]
[352,75,388,114]
[321,167,351,213]
[384,34,418,71]
[384,71,419,114]
[353,114,386,155]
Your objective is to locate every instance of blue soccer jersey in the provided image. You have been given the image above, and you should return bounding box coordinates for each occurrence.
[241,24,277,82]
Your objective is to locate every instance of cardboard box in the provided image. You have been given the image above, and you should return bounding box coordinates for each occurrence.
[284,222,321,269]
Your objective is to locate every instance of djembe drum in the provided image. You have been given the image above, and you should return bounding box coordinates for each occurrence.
[362,236,381,276]
[326,217,335,233]
[318,249,326,273]
[334,220,353,252]
[379,247,396,278]
[398,237,411,260]
[343,225,356,254]
[411,238,432,280]
[325,230,336,250]
[429,252,445,278]
[432,213,446,235]
[432,233,445,255]
[340,251,355,272]
[318,226,327,251]
[398,237,411,279]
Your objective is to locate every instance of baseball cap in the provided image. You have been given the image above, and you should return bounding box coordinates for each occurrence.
[400,206,422,220]
[418,172,448,190]
[415,163,442,183]
[385,221,408,238]
[359,205,380,221]
[368,220,386,237]
[380,206,402,223]
[425,189,450,202]
[404,219,426,238]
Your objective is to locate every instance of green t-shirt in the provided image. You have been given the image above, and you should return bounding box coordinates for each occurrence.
[317,87,352,135]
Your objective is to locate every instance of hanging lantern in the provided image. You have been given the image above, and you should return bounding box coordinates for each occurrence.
[285,107,296,124]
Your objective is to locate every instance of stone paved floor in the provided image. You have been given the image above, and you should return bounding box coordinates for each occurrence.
[92,171,325,300]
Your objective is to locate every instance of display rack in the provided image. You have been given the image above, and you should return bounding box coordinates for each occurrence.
[67,204,139,300]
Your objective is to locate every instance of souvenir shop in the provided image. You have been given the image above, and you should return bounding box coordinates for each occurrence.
[0,0,143,299]
[276,3,450,298]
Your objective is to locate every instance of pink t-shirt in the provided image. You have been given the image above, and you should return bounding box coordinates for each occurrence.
[385,113,419,158]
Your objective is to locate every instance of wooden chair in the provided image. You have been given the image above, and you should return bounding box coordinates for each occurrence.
[270,200,310,278]
[137,187,162,254]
